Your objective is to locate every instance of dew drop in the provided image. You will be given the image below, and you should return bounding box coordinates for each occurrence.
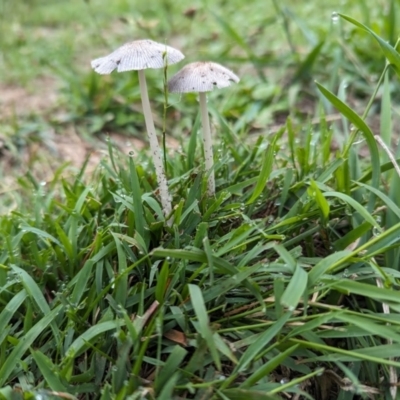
[331,11,339,23]
[372,226,381,237]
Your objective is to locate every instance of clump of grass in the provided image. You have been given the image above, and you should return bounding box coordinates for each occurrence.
[2,5,400,400]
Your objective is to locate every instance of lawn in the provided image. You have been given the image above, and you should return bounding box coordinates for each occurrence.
[1,0,400,399]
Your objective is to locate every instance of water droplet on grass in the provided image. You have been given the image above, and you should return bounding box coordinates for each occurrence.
[372,226,381,237]
[331,11,339,23]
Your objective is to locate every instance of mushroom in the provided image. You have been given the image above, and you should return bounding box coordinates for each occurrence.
[91,39,185,222]
[168,62,239,196]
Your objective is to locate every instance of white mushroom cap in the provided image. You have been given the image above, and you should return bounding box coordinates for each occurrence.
[91,39,185,75]
[168,61,239,93]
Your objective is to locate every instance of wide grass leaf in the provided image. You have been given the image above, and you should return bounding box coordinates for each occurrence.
[316,82,380,212]
[155,260,169,303]
[308,251,352,285]
[240,345,299,388]
[280,265,308,311]
[200,263,264,306]
[339,13,400,76]
[154,247,235,273]
[31,350,68,392]
[269,367,325,395]
[188,284,221,370]
[10,265,60,342]
[0,290,27,329]
[111,233,128,305]
[67,242,115,301]
[354,181,400,219]
[247,144,274,204]
[336,313,400,343]
[65,319,125,358]
[0,305,63,386]
[154,345,187,392]
[235,312,292,373]
[291,338,400,367]
[220,389,278,400]
[273,244,297,273]
[19,225,61,246]
[323,191,382,232]
[326,279,400,304]
[308,179,330,222]
[157,373,181,400]
[353,344,400,359]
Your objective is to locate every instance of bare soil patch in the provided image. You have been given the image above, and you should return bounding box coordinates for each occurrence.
[0,77,181,185]
[0,77,59,119]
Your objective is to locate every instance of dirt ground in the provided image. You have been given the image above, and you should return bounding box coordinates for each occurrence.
[0,77,180,187]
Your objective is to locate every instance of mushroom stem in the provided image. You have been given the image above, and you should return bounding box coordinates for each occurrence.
[199,92,215,196]
[138,69,172,222]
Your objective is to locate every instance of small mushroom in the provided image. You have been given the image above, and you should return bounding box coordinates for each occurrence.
[168,61,239,196]
[91,39,185,222]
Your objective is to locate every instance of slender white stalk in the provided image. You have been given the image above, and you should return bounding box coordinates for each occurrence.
[199,92,215,196]
[138,69,172,221]
[374,135,400,178]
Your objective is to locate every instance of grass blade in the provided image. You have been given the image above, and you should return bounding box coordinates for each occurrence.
[0,305,63,386]
[280,265,308,311]
[235,312,292,373]
[240,345,299,388]
[188,284,221,370]
[339,13,400,76]
[316,82,380,212]
[154,345,187,392]
[31,350,68,392]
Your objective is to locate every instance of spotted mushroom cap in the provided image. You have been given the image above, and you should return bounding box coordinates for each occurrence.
[91,39,185,74]
[167,61,239,93]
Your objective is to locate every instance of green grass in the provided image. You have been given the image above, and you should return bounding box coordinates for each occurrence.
[2,0,400,399]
